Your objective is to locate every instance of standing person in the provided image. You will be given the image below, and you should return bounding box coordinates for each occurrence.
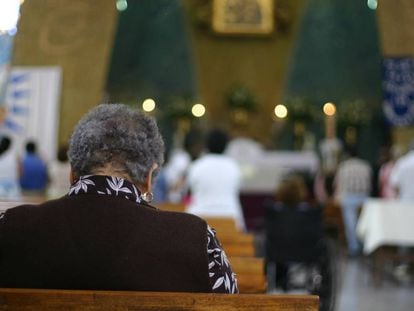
[0,135,21,199]
[163,129,204,203]
[389,140,414,200]
[318,116,343,201]
[334,146,372,257]
[378,145,400,199]
[0,104,237,293]
[186,129,246,231]
[19,140,48,195]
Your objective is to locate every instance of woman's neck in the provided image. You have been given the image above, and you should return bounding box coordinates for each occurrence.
[91,165,132,182]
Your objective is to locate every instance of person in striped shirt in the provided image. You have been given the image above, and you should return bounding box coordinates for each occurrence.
[334,146,372,257]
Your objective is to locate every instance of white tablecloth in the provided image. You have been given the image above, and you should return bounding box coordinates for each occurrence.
[357,198,414,254]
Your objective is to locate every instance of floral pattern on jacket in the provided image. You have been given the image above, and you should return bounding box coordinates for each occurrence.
[68,175,238,294]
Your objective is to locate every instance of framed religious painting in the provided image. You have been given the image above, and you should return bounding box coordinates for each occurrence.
[212,0,274,35]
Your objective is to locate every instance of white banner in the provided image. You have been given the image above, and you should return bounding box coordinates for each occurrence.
[0,66,62,161]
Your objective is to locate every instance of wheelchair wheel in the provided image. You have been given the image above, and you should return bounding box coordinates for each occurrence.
[310,237,338,311]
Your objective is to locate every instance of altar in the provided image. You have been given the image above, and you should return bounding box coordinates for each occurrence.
[237,150,319,193]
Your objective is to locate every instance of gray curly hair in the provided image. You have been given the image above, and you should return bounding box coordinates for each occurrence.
[68,103,164,185]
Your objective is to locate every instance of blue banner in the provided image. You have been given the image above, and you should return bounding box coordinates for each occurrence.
[383,57,414,126]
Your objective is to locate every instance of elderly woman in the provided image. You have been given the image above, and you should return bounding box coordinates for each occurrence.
[0,104,237,294]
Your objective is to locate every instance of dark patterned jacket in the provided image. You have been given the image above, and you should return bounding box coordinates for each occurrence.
[0,187,219,292]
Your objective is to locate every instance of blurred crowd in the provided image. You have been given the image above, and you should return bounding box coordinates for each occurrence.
[0,135,70,200]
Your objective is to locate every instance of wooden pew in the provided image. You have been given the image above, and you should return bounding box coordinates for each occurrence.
[0,288,319,310]
[218,232,254,244]
[205,217,239,233]
[221,243,256,257]
[230,257,266,293]
[155,204,241,233]
[155,204,241,234]
[155,206,255,256]
[217,231,256,256]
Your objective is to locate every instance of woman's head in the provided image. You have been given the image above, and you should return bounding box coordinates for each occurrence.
[275,174,309,206]
[68,103,164,185]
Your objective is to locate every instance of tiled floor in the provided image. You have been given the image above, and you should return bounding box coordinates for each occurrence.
[265,244,414,310]
[336,256,414,311]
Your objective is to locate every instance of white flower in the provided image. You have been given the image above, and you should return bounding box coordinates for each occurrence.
[212,276,224,290]
[220,249,230,268]
[107,177,132,195]
[69,176,95,195]
[224,273,231,291]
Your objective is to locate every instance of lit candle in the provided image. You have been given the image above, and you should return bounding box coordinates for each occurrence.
[323,102,336,139]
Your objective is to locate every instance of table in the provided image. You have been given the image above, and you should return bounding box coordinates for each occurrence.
[357,198,414,255]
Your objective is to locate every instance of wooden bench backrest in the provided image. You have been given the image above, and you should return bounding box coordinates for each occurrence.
[230,257,264,275]
[205,217,239,233]
[222,243,256,257]
[229,257,266,293]
[156,204,241,233]
[218,232,254,244]
[218,232,255,255]
[0,288,319,311]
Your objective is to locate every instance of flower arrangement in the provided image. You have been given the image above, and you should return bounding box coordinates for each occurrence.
[283,96,318,124]
[163,96,194,120]
[227,86,257,112]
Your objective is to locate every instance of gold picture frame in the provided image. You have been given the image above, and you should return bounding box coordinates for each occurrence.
[212,0,274,35]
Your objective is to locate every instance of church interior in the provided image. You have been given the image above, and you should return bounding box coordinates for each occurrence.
[1,1,414,310]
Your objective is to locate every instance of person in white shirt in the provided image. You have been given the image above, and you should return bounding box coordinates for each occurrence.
[186,129,246,231]
[334,147,372,256]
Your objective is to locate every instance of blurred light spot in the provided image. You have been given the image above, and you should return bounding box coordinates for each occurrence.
[323,102,336,116]
[142,98,155,112]
[274,104,288,119]
[116,0,128,11]
[192,103,205,117]
[367,0,377,10]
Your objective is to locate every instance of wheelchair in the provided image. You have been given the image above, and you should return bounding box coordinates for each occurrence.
[264,201,337,311]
